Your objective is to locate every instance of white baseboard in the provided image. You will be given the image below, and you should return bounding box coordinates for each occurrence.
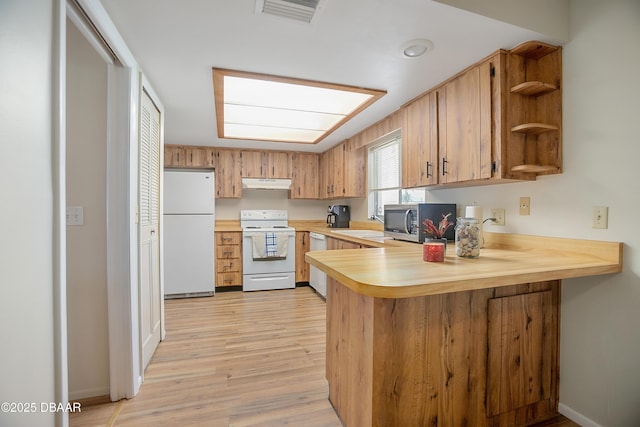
[68,386,110,401]
[559,403,603,427]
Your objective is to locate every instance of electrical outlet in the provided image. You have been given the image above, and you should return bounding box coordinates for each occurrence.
[490,208,506,225]
[519,197,530,216]
[592,206,608,229]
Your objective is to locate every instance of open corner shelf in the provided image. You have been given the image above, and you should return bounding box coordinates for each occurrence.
[511,164,559,174]
[510,41,559,60]
[510,81,557,96]
[511,123,558,135]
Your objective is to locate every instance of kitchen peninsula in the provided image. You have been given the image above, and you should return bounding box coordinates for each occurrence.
[305,233,622,427]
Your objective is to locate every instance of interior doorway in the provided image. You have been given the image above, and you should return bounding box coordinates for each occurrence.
[65,0,163,401]
[65,14,111,401]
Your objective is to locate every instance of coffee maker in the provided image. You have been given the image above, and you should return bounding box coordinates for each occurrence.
[327,205,350,228]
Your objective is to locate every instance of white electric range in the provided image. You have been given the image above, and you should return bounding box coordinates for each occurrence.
[240,210,296,291]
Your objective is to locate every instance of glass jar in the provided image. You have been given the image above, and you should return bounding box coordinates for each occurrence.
[455,217,480,258]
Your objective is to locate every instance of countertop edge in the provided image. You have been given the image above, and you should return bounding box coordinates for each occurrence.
[305,236,623,299]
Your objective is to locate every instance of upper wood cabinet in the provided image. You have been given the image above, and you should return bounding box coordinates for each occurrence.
[241,150,291,178]
[165,145,186,167]
[164,145,215,168]
[291,152,319,199]
[438,57,494,184]
[402,56,496,188]
[213,149,242,198]
[187,146,215,168]
[402,92,438,188]
[319,144,338,198]
[343,140,365,198]
[240,150,266,178]
[267,151,291,178]
[401,41,561,188]
[319,140,364,199]
[320,140,366,199]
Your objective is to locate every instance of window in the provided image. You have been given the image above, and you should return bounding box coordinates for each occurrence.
[368,131,425,218]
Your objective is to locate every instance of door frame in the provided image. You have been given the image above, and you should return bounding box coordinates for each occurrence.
[69,0,152,400]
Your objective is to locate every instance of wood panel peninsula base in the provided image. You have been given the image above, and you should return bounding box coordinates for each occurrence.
[305,233,622,427]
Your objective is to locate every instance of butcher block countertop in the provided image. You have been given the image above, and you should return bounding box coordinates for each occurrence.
[305,232,623,299]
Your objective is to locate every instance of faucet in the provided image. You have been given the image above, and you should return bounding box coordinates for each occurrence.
[370,215,384,224]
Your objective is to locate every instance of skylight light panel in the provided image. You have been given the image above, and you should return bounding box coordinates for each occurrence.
[212,68,386,144]
[224,104,345,131]
[224,76,374,114]
[224,124,323,143]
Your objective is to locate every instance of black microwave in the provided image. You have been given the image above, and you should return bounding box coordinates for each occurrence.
[383,203,457,243]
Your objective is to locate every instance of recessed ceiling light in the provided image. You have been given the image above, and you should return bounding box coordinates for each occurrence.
[402,39,434,58]
[212,68,386,144]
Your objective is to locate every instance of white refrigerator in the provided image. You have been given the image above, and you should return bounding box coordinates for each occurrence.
[163,170,215,297]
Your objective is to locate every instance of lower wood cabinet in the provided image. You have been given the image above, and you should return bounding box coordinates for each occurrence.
[326,236,361,250]
[295,232,310,283]
[326,279,559,426]
[215,232,242,287]
[487,290,554,416]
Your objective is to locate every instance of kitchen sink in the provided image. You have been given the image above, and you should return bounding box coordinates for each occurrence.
[330,229,387,238]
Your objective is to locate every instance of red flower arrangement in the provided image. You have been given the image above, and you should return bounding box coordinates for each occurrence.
[423,213,453,239]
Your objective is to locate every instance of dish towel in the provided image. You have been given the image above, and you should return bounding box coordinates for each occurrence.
[251,232,289,260]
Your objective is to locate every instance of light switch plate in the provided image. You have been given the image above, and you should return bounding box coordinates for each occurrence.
[66,206,84,226]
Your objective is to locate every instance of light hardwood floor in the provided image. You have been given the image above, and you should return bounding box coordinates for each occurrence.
[70,287,341,426]
[70,286,578,427]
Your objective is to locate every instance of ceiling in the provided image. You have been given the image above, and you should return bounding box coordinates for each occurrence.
[98,0,561,153]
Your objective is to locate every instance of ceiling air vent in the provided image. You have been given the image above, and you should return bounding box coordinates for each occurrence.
[256,0,325,24]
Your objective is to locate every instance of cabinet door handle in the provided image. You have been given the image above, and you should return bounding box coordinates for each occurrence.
[426,161,432,178]
[442,158,448,176]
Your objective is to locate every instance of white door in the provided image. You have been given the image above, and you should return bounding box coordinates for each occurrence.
[139,88,162,370]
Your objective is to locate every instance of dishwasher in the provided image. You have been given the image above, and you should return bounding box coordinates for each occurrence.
[309,232,327,298]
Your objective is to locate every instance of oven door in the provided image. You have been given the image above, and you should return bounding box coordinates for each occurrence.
[242,231,296,291]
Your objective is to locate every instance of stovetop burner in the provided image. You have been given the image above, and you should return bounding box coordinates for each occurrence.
[239,209,294,232]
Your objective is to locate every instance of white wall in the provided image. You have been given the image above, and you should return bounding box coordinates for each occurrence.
[425,1,640,425]
[0,0,60,426]
[435,0,570,43]
[216,190,332,220]
[66,19,110,400]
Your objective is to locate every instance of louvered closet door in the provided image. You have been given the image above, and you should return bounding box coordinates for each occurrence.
[139,89,161,370]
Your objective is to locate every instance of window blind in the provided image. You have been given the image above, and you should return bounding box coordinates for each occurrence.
[369,137,401,192]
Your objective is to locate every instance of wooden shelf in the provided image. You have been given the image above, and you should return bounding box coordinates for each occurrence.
[511,81,557,96]
[511,164,559,174]
[510,41,559,59]
[511,123,559,135]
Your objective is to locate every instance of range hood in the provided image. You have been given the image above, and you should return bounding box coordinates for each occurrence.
[242,178,292,190]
